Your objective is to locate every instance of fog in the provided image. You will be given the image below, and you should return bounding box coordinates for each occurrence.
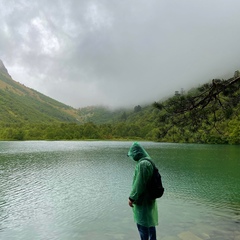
[1,0,240,108]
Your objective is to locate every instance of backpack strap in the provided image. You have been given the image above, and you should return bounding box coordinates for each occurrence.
[140,158,156,169]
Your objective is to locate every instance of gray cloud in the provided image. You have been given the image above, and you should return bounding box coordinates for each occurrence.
[1,0,240,108]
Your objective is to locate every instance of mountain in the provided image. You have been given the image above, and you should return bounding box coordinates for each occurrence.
[0,60,82,124]
[76,105,132,124]
[0,60,11,77]
[1,60,239,144]
[0,59,153,126]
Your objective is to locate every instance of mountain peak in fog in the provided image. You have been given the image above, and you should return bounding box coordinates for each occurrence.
[0,60,11,77]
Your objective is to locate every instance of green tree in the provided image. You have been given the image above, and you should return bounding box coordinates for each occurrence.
[153,76,240,142]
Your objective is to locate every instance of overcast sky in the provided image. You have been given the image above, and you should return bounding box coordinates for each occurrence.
[1,0,240,109]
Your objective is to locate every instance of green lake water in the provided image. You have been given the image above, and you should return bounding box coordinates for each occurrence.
[0,141,239,240]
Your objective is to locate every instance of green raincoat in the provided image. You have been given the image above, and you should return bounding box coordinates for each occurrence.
[128,142,158,227]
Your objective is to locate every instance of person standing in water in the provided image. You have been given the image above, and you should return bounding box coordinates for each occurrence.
[127,142,158,240]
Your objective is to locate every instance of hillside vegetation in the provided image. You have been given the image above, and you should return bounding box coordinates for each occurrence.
[0,64,81,124]
[0,60,239,144]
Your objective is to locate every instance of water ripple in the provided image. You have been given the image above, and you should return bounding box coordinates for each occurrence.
[0,141,239,240]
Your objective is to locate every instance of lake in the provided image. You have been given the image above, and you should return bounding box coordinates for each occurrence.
[0,141,239,240]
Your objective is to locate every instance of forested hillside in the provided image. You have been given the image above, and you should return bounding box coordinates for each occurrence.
[75,74,240,144]
[152,74,240,144]
[0,60,239,144]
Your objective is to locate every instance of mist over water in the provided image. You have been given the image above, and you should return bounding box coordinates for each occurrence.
[0,141,239,239]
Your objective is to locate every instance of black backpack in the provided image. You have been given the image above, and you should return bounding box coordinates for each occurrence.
[143,158,165,199]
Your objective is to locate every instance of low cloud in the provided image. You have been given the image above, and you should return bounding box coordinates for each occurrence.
[1,0,240,108]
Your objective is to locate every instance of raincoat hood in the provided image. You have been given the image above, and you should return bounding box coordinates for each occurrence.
[127,142,151,161]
